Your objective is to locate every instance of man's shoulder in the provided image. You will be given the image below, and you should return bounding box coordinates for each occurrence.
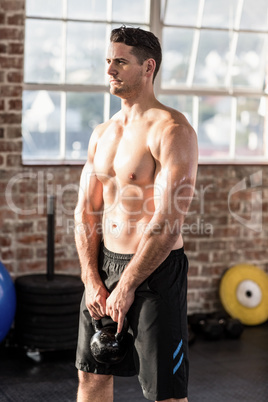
[150,103,195,139]
[159,102,189,122]
[148,103,197,160]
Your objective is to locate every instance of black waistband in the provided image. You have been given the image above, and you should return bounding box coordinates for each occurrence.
[102,243,184,262]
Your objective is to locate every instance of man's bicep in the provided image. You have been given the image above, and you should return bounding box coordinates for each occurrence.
[76,128,104,219]
[77,161,103,215]
[155,126,198,216]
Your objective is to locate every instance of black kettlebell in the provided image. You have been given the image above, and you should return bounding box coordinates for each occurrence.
[90,317,131,365]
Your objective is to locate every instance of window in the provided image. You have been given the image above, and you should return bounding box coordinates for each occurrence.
[22,0,150,163]
[23,0,268,164]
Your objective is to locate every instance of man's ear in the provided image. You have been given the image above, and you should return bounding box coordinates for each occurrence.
[145,58,156,77]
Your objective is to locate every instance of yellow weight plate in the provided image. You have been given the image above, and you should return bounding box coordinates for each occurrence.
[219,264,268,326]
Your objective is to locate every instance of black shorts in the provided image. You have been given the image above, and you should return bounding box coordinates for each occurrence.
[75,243,189,401]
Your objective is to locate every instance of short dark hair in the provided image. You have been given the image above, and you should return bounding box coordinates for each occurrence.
[110,26,162,82]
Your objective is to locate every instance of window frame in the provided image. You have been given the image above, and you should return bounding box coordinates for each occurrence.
[22,0,268,165]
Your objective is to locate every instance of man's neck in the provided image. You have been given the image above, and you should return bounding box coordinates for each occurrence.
[120,92,158,125]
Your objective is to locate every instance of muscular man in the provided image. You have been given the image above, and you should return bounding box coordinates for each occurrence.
[74,26,198,402]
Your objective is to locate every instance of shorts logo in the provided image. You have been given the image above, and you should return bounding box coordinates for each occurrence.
[173,339,184,374]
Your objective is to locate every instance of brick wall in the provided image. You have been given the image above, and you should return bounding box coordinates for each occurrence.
[0,0,267,314]
[184,165,268,312]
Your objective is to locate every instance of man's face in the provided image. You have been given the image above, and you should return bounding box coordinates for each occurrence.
[106,42,145,98]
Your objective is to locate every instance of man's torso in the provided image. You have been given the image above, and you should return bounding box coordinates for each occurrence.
[93,107,186,253]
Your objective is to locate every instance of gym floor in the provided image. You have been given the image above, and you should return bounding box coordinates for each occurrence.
[0,322,267,402]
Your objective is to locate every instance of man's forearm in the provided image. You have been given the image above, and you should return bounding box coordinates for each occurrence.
[74,212,102,286]
[118,220,179,291]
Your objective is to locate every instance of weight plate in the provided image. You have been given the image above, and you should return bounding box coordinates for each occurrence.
[15,274,84,295]
[17,290,82,304]
[18,338,77,350]
[15,313,79,328]
[16,302,80,315]
[219,264,268,325]
[15,324,78,336]
[20,332,78,343]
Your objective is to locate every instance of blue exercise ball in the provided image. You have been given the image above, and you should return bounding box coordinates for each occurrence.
[0,261,16,343]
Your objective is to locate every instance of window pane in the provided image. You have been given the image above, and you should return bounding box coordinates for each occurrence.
[162,28,194,87]
[24,20,62,84]
[110,95,121,117]
[67,0,107,20]
[236,97,265,157]
[66,22,107,85]
[202,0,238,29]
[112,0,150,24]
[240,0,268,31]
[198,96,232,159]
[194,30,230,87]
[232,33,267,89]
[164,0,198,26]
[158,95,193,125]
[26,0,62,18]
[66,93,104,160]
[22,91,61,160]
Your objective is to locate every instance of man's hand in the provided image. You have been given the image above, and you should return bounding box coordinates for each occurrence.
[106,285,135,333]
[85,282,110,320]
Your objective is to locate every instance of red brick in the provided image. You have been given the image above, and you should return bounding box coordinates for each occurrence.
[0,43,7,53]
[0,236,12,247]
[188,278,211,289]
[14,221,34,233]
[16,247,34,259]
[0,209,16,223]
[8,99,22,110]
[7,126,21,138]
[36,247,46,259]
[211,226,241,238]
[0,56,23,69]
[0,85,22,97]
[0,114,22,126]
[36,219,46,232]
[0,27,24,40]
[6,153,22,166]
[17,234,46,245]
[187,265,199,276]
[0,1,25,12]
[56,259,81,273]
[7,13,24,25]
[17,260,46,273]
[199,289,219,301]
[0,13,5,24]
[1,249,15,260]
[7,71,23,83]
[17,179,39,193]
[0,140,22,151]
[201,264,227,277]
[8,42,23,55]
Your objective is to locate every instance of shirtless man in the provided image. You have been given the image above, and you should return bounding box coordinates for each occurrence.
[74,27,198,402]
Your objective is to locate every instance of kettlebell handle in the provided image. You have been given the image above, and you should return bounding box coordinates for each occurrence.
[115,331,123,342]
[115,317,129,341]
[92,317,128,342]
[92,318,102,332]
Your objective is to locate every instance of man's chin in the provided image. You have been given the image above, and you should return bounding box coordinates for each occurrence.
[110,87,124,97]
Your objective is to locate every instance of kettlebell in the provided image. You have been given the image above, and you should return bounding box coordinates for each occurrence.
[90,317,131,364]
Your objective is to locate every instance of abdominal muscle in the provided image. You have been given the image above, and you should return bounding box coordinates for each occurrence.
[101,192,183,254]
